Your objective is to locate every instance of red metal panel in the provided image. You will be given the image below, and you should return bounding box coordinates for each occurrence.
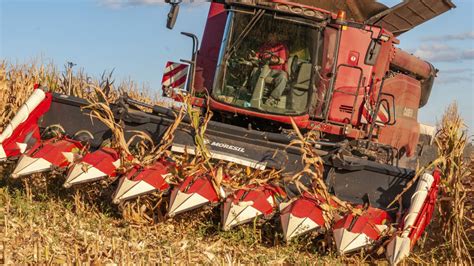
[194,3,227,94]
[209,98,311,127]
[327,27,374,126]
[378,74,421,157]
[162,61,189,90]
[391,48,433,79]
[328,65,366,125]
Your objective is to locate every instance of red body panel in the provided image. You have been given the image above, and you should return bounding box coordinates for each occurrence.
[1,90,52,158]
[26,138,83,168]
[126,160,174,191]
[79,148,121,177]
[327,27,376,126]
[334,207,391,240]
[378,75,421,157]
[194,3,227,93]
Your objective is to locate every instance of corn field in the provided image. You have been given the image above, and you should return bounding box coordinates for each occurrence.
[435,103,473,264]
[0,61,472,264]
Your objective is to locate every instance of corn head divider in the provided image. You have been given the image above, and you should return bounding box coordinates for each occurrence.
[0,88,440,264]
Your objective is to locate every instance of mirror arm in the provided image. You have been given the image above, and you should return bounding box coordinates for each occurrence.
[180,32,200,94]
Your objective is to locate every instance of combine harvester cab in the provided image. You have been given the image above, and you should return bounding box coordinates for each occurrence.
[0,0,455,265]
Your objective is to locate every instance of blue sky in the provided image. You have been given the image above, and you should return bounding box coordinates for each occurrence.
[1,0,473,130]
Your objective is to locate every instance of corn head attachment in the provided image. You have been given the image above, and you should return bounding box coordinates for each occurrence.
[0,88,443,264]
[333,207,391,254]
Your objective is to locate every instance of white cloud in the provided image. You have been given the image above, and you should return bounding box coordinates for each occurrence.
[100,0,208,8]
[463,49,474,60]
[436,75,472,85]
[422,31,474,42]
[440,68,472,74]
[435,67,473,85]
[100,0,122,8]
[413,43,474,62]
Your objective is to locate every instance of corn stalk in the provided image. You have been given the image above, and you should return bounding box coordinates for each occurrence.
[287,119,356,227]
[435,103,472,264]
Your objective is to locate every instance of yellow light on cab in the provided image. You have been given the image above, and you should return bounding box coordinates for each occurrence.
[336,10,348,30]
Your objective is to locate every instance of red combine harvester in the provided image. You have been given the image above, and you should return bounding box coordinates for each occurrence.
[0,0,455,264]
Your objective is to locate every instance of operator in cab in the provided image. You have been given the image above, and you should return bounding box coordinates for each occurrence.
[250,32,289,106]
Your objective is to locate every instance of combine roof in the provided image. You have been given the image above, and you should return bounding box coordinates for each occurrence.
[288,0,455,35]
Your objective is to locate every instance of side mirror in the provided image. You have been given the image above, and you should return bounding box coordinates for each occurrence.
[166,1,180,29]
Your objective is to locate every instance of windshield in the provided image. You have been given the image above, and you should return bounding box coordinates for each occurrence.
[212,10,322,115]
